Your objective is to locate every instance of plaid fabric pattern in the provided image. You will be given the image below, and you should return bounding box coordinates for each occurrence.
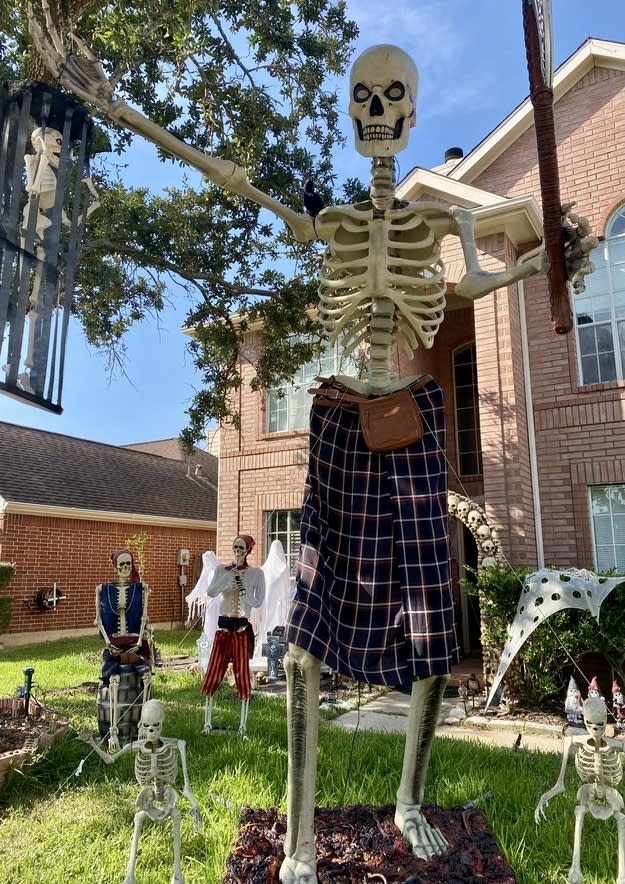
[201,629,253,699]
[286,375,458,687]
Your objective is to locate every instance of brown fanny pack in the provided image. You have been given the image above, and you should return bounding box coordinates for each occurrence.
[310,376,428,453]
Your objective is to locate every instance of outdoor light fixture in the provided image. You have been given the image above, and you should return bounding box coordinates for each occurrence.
[0,80,97,412]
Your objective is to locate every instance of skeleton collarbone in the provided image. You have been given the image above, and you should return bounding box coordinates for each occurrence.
[315,200,454,360]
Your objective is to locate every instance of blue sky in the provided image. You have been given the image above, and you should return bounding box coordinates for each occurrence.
[1,0,624,445]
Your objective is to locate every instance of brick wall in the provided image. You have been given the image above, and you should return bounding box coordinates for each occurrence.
[471,64,625,568]
[0,511,215,641]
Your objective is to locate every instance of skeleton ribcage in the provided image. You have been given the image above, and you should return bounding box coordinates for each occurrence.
[575,744,623,787]
[318,208,447,357]
[135,745,178,787]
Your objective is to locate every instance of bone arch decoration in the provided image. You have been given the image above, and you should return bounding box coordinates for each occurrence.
[447,492,504,570]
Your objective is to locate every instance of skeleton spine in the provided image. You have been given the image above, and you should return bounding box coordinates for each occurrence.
[367,157,398,389]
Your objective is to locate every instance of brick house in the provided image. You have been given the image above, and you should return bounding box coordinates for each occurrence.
[214,37,625,657]
[0,423,217,645]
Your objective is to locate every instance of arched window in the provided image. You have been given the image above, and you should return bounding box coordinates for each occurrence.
[575,204,625,385]
[453,342,483,476]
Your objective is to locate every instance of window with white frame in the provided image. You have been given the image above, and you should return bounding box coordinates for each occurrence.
[575,205,625,385]
[590,484,625,571]
[453,342,483,476]
[265,509,301,582]
[266,341,359,433]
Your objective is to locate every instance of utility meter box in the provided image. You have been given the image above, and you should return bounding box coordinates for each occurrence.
[177,548,190,566]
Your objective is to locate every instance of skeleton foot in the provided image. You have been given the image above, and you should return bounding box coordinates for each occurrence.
[279,856,317,884]
[122,876,136,884]
[395,800,448,860]
[567,867,582,884]
[170,872,185,884]
[201,726,212,735]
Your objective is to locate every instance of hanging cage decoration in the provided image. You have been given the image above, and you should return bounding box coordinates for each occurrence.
[0,80,97,413]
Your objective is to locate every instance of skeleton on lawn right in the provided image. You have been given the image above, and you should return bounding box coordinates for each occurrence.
[29,12,596,881]
[536,697,625,884]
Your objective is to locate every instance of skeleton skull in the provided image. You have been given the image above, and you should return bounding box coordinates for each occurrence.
[115,552,132,583]
[480,556,498,569]
[583,697,608,740]
[31,126,63,157]
[233,537,248,567]
[477,524,492,540]
[448,493,459,514]
[481,539,496,555]
[140,698,164,741]
[349,44,418,158]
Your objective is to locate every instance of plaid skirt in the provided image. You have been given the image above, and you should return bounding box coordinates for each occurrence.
[286,375,458,687]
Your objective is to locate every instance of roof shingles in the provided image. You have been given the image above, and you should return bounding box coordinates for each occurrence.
[0,422,217,521]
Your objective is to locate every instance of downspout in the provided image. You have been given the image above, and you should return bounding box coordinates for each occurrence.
[516,245,545,569]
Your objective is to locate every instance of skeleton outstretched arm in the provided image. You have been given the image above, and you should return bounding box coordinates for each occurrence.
[81,732,135,763]
[453,207,545,301]
[28,4,315,243]
[535,736,575,822]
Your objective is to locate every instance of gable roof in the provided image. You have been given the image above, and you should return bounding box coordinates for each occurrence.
[0,422,217,525]
[447,38,625,185]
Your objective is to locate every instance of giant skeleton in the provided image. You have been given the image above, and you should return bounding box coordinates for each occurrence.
[30,13,596,882]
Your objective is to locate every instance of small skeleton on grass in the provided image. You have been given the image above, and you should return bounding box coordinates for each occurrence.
[535,697,625,884]
[83,699,201,884]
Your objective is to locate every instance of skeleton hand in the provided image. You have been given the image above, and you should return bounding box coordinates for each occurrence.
[28,1,121,118]
[78,729,96,746]
[561,203,598,295]
[534,785,563,823]
[189,801,202,833]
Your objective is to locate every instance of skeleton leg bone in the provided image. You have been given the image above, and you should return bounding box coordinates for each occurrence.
[170,806,185,884]
[108,674,121,751]
[280,643,321,884]
[238,698,249,736]
[123,808,147,884]
[395,674,449,859]
[202,695,213,734]
[568,803,586,884]
[617,811,625,884]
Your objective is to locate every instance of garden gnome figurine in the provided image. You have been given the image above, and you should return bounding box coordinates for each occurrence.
[536,697,625,884]
[95,549,152,750]
[199,535,265,735]
[565,676,584,726]
[589,676,605,702]
[84,698,201,884]
[613,681,625,730]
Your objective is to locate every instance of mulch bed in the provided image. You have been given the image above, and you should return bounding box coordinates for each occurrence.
[223,804,516,883]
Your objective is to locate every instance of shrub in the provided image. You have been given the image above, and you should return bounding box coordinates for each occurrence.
[462,563,625,706]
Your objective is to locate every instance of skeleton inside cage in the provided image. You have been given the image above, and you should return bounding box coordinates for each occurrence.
[0,80,97,412]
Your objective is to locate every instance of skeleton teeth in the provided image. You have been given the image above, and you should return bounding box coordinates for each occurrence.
[362,125,395,141]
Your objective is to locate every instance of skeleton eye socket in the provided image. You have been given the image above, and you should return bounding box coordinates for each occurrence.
[384,82,405,101]
[353,83,372,103]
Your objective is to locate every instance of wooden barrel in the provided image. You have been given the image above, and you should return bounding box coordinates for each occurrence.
[97,665,147,745]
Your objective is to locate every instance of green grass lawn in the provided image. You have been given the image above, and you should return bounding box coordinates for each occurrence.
[0,630,621,883]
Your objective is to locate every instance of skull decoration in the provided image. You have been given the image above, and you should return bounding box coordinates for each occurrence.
[348,44,418,158]
[457,499,470,521]
[468,510,482,529]
[448,493,459,515]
